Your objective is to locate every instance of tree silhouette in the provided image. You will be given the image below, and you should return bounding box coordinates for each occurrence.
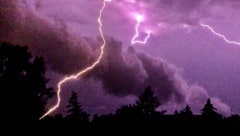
[66,91,89,123]
[180,105,193,117]
[136,86,161,115]
[31,57,55,121]
[0,43,54,123]
[201,98,222,119]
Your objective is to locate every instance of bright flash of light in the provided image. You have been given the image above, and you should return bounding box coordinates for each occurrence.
[39,0,111,120]
[135,14,144,22]
[131,14,151,45]
[200,23,240,46]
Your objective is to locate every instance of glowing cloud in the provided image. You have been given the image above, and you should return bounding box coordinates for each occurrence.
[39,0,111,120]
[135,14,144,22]
[200,23,240,46]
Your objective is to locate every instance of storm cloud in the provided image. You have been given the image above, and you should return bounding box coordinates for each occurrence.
[0,0,96,74]
[87,38,231,115]
[0,0,232,115]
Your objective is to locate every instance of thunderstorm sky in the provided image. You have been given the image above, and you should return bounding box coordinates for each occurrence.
[1,0,240,115]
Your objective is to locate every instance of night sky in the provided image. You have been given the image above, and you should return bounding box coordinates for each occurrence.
[1,0,240,116]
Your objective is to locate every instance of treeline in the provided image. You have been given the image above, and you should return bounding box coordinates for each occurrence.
[38,88,240,129]
[0,42,239,129]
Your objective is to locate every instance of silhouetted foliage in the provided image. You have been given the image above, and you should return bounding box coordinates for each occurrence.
[136,86,161,115]
[201,98,222,119]
[180,105,193,117]
[66,91,89,123]
[0,43,54,124]
[116,104,140,116]
[89,87,239,129]
[31,57,55,121]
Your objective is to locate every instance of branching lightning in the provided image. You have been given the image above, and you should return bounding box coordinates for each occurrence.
[39,0,111,120]
[131,14,151,45]
[200,23,240,46]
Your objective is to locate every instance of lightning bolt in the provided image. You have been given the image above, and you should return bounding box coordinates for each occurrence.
[39,0,111,120]
[200,23,240,46]
[131,14,151,45]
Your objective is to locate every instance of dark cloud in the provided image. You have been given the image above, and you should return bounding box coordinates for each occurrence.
[0,0,96,75]
[87,38,230,115]
[137,52,184,103]
[88,39,147,96]
[84,37,185,104]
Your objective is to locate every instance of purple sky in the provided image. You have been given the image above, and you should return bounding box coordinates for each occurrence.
[1,0,240,115]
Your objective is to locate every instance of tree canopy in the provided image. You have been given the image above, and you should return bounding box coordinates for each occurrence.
[0,42,54,123]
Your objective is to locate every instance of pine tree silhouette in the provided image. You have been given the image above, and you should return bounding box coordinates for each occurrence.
[136,86,161,115]
[201,98,222,119]
[180,105,193,117]
[66,91,89,123]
